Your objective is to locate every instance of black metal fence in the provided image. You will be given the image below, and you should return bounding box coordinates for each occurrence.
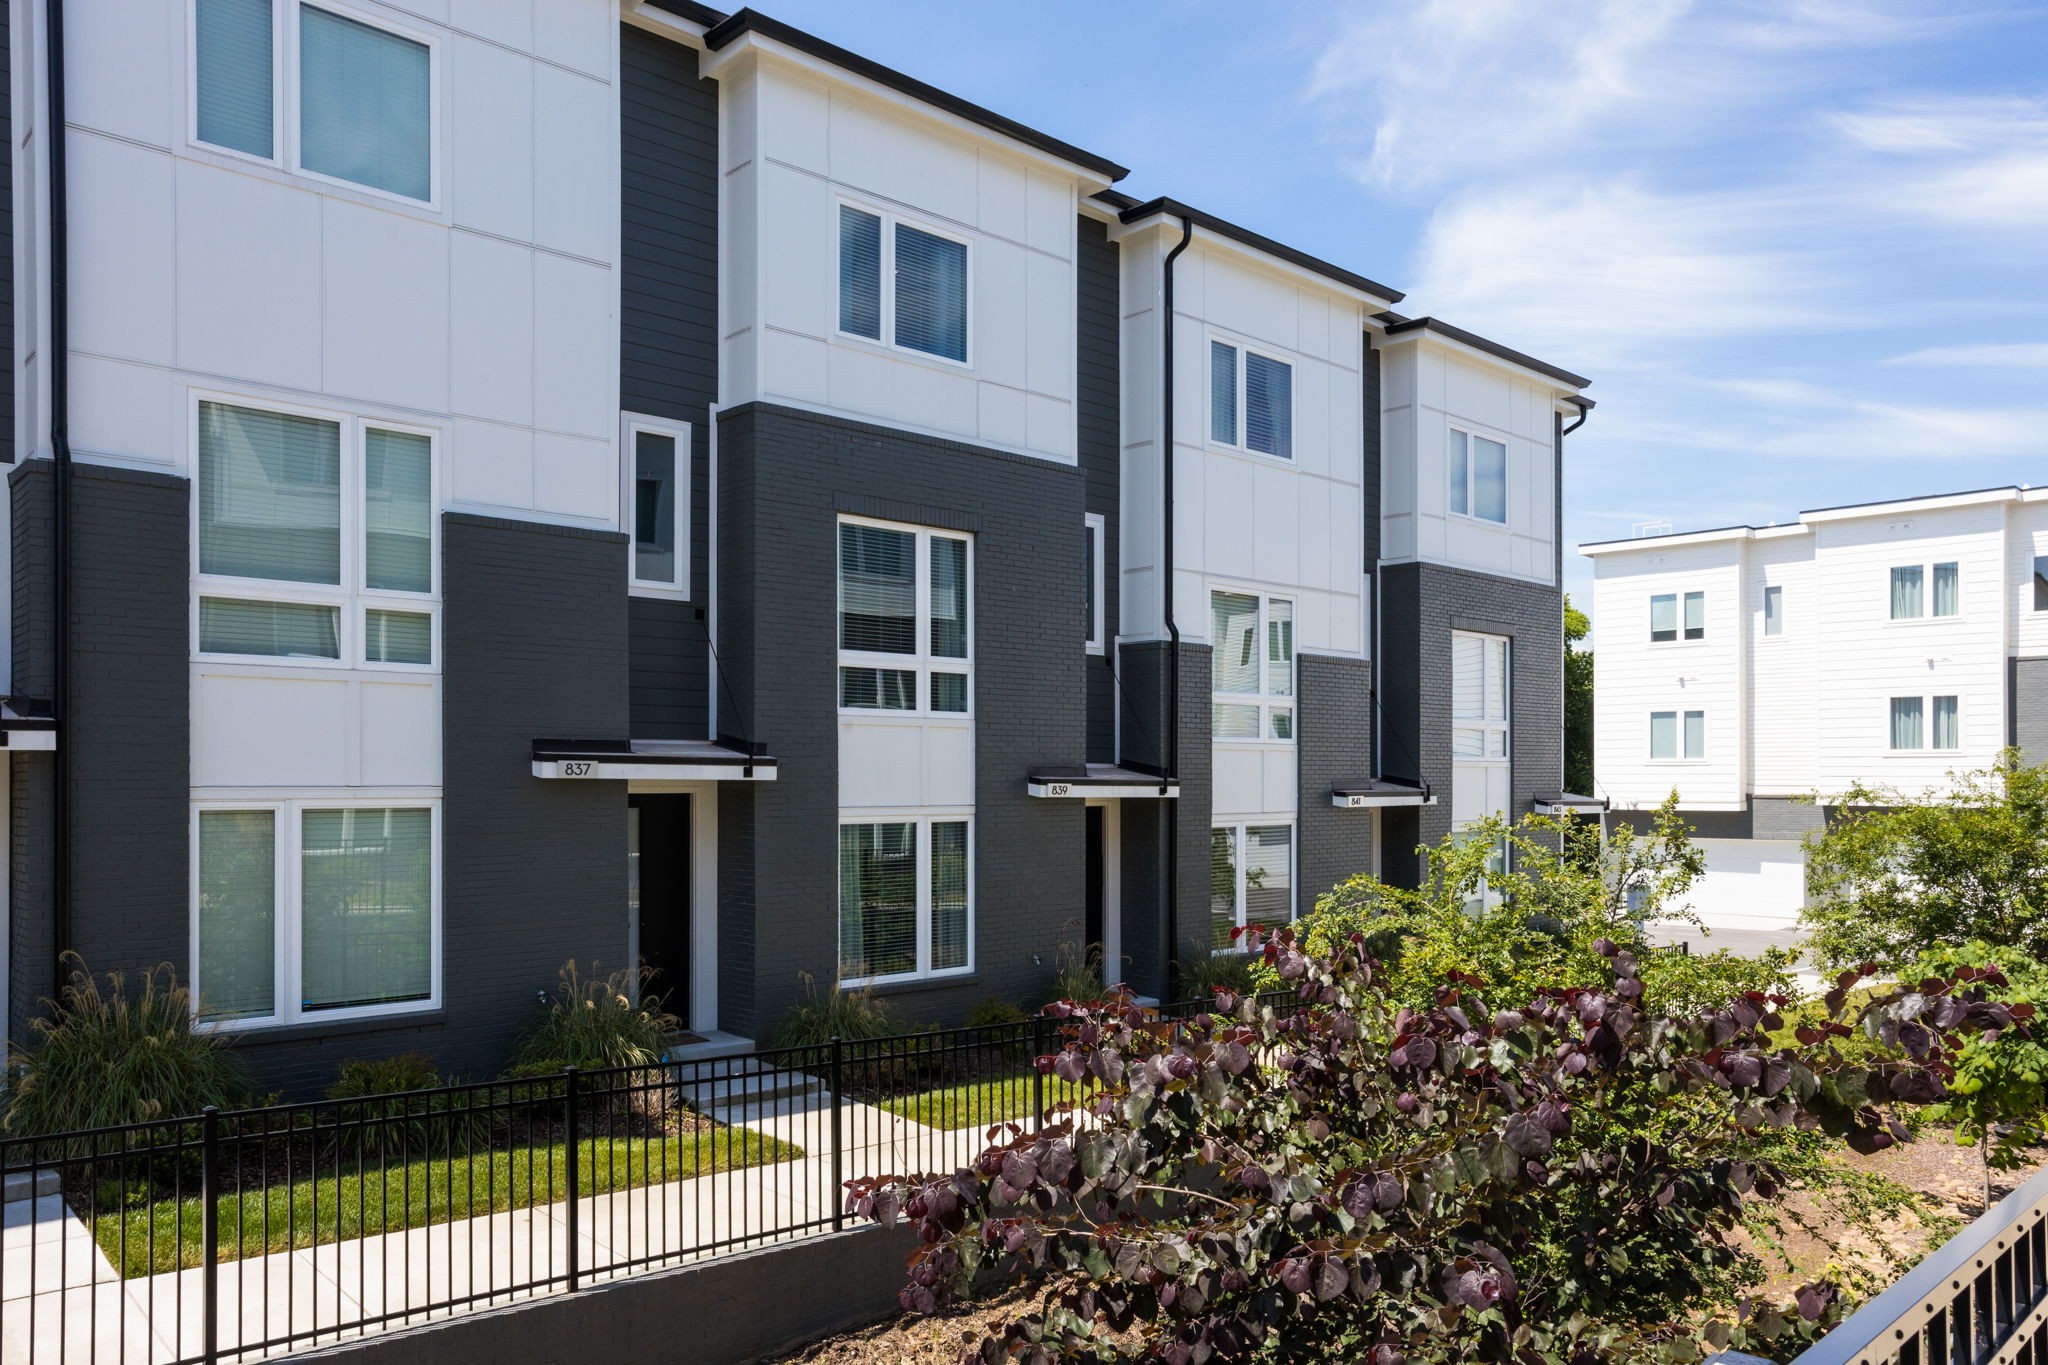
[0,991,1294,1364]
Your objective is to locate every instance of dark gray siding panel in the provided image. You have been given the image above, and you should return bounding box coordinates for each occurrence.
[1297,653,1373,908]
[1077,216,1121,764]
[716,404,1087,1035]
[0,0,12,464]
[621,23,716,736]
[2014,658,2048,767]
[1113,639,1212,997]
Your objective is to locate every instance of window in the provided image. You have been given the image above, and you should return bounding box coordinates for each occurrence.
[196,398,437,669]
[1889,695,1960,751]
[837,204,969,363]
[1208,340,1293,459]
[1890,562,1959,620]
[838,817,971,983]
[192,1,435,204]
[1452,632,1509,759]
[2034,555,2048,612]
[1209,824,1293,953]
[1683,591,1705,641]
[838,519,971,715]
[623,415,689,594]
[1763,584,1783,637]
[1650,710,1705,760]
[1650,594,1677,643]
[1448,428,1508,524]
[1083,513,1106,654]
[1210,589,1293,740]
[195,800,438,1026]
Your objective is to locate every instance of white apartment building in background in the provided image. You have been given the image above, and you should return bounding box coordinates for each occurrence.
[1582,484,2048,930]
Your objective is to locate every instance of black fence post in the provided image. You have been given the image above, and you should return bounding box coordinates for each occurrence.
[201,1105,220,1365]
[830,1036,845,1233]
[564,1066,580,1292]
[1031,1017,1046,1134]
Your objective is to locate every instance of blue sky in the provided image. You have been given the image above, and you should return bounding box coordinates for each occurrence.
[756,0,2048,627]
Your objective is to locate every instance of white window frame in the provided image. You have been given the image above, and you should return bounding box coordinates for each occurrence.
[1648,590,1706,644]
[832,198,974,369]
[1209,585,1295,743]
[1084,513,1106,655]
[622,413,692,599]
[1886,694,1962,752]
[1446,424,1510,525]
[190,794,443,1031]
[1648,709,1707,762]
[836,515,973,719]
[1206,335,1295,461]
[1452,629,1511,760]
[837,812,975,987]
[187,0,443,210]
[1210,821,1296,956]
[2032,554,2048,613]
[189,391,441,675]
[1887,561,1962,623]
[1762,583,1784,638]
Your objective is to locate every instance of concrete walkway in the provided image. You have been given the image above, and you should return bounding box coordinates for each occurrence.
[1643,920,1827,992]
[0,1076,1007,1363]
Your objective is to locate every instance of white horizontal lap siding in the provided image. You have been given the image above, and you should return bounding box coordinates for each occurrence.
[1745,536,1819,795]
[1590,544,1745,810]
[1165,244,1367,658]
[2008,499,2048,657]
[59,0,622,528]
[730,59,1079,464]
[1812,505,2008,798]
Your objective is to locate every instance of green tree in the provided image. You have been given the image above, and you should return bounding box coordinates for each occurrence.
[1800,753,2048,972]
[1565,595,1594,795]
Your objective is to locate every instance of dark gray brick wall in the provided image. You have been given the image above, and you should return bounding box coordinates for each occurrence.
[1611,796,1820,842]
[8,754,51,1045]
[716,404,1086,1036]
[10,461,52,702]
[238,514,631,1095]
[1297,653,1373,909]
[1078,215,1121,764]
[621,22,716,739]
[2013,658,2048,767]
[1114,639,1212,996]
[1752,795,1822,841]
[1377,561,1564,887]
[293,1226,918,1365]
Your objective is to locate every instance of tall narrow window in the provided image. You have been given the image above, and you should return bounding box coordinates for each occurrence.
[624,417,689,593]
[2035,555,2048,612]
[836,205,969,363]
[1683,591,1705,641]
[1649,594,1677,643]
[1763,584,1783,636]
[1933,695,1960,750]
[196,0,275,159]
[838,205,883,340]
[838,520,971,716]
[1890,565,1925,620]
[1683,710,1706,759]
[299,6,431,201]
[1083,514,1106,654]
[1453,632,1510,759]
[1448,428,1507,524]
[1209,342,1238,447]
[838,818,971,984]
[1211,589,1293,740]
[1932,562,1960,617]
[1889,696,1924,750]
[1208,340,1292,458]
[198,809,276,1022]
[1650,711,1677,760]
[1210,824,1293,952]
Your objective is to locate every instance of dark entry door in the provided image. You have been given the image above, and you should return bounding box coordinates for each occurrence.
[629,794,691,1021]
[1084,805,1104,951]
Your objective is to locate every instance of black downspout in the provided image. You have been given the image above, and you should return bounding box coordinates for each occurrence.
[46,0,71,997]
[1562,402,1589,439]
[1160,217,1191,991]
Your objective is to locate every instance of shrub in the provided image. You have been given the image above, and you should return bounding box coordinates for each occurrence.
[326,1053,489,1159]
[4,955,252,1143]
[1047,939,1108,1006]
[764,973,899,1050]
[510,961,678,1073]
[850,928,2024,1364]
[966,997,1029,1030]
[1907,943,2048,1203]
[329,1052,443,1099]
[1170,951,1254,1002]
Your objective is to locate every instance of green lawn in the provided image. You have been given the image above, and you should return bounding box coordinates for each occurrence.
[875,1071,1094,1130]
[92,1129,801,1278]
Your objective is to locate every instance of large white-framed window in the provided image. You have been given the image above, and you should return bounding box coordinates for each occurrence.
[836,201,971,365]
[1649,590,1704,643]
[1889,561,1960,621]
[1452,631,1510,759]
[1208,338,1293,460]
[1447,427,1508,525]
[193,797,440,1028]
[838,815,972,985]
[1209,823,1294,953]
[1084,513,1106,655]
[1210,588,1294,740]
[193,394,439,672]
[190,0,439,207]
[1888,695,1960,751]
[622,414,690,598]
[1649,709,1706,761]
[838,517,972,717]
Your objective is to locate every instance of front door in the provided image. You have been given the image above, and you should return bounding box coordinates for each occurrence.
[628,794,691,1021]
[1084,806,1105,951]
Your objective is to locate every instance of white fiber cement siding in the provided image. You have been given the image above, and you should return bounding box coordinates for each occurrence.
[1745,534,1818,796]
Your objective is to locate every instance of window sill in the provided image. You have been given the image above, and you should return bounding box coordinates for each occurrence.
[830,328,975,376]
[213,1007,447,1047]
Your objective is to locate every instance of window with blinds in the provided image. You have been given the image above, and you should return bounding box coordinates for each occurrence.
[196,399,438,669]
[839,818,972,984]
[1208,340,1293,459]
[836,204,970,363]
[1451,631,1509,759]
[1210,589,1293,740]
[1210,824,1293,953]
[839,519,971,716]
[196,0,275,159]
[1084,514,1106,653]
[195,801,439,1027]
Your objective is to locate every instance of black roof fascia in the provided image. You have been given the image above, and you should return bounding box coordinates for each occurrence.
[641,0,729,28]
[699,10,1129,182]
[1118,197,1404,303]
[1376,314,1589,389]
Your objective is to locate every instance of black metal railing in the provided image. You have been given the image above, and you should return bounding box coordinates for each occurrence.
[0,989,1296,1363]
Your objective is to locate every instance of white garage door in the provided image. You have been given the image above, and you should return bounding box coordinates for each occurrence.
[1675,840,1807,931]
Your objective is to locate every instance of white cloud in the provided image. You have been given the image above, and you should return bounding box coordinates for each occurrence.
[1831,97,2048,229]
[1886,341,2048,369]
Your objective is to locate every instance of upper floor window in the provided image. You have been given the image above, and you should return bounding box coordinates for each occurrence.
[1650,710,1705,760]
[623,415,689,596]
[838,519,971,716]
[1452,632,1510,759]
[1890,562,1959,620]
[2033,555,2048,611]
[1763,584,1784,636]
[1209,341,1293,459]
[1447,428,1507,524]
[1211,589,1293,740]
[1083,513,1106,655]
[1649,591,1704,643]
[837,205,969,364]
[1889,695,1960,751]
[194,0,435,204]
[197,398,436,669]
